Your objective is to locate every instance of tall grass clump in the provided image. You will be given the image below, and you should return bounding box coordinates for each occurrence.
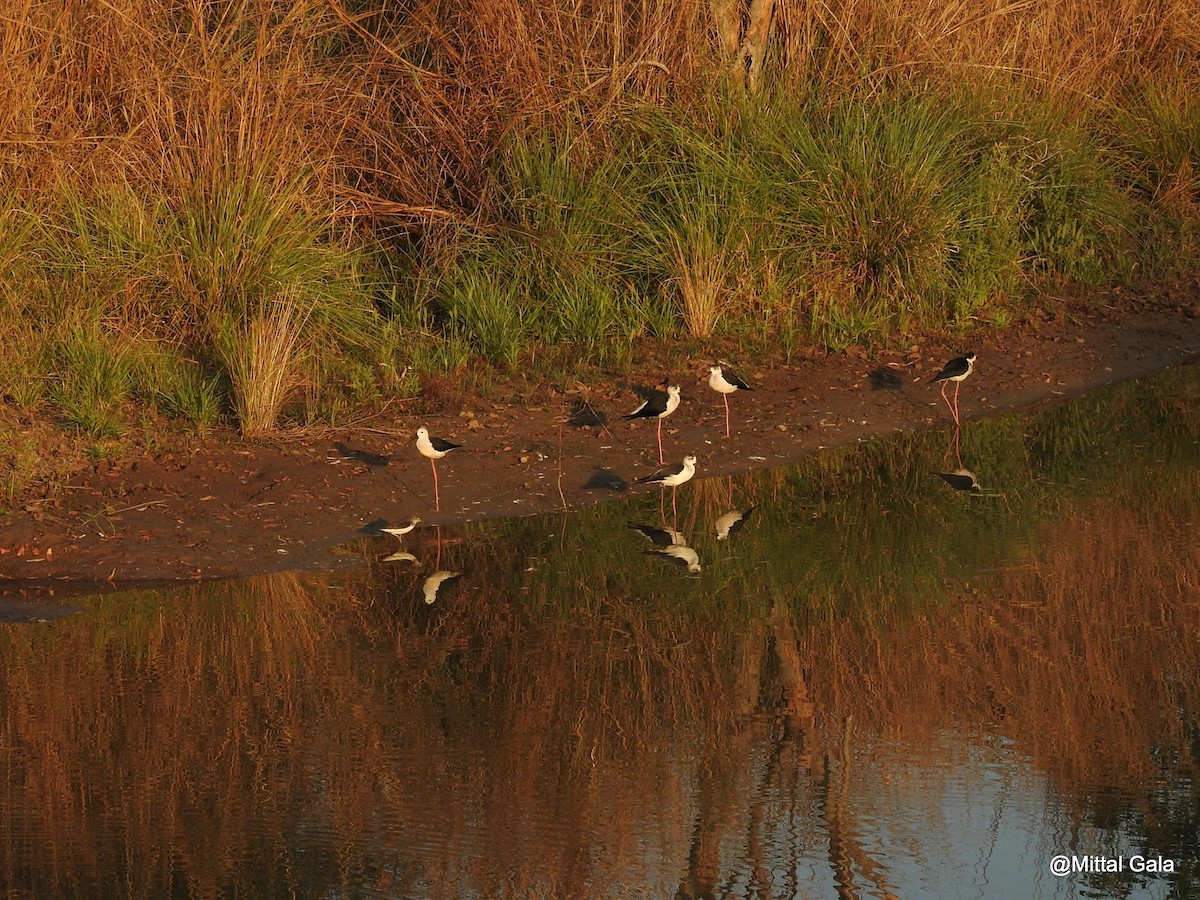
[35,173,379,435]
[168,170,378,432]
[496,133,667,357]
[50,323,136,439]
[636,116,754,339]
[740,93,992,343]
[214,299,311,437]
[1110,74,1200,277]
[442,254,531,369]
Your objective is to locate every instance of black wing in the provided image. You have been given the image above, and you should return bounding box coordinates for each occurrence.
[724,369,753,391]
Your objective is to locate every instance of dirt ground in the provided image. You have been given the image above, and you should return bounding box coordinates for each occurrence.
[3,289,1200,596]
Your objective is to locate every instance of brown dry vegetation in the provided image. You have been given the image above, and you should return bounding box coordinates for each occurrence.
[3,0,1197,210]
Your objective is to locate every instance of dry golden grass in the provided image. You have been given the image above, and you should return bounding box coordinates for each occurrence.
[217,299,310,436]
[2,0,1196,221]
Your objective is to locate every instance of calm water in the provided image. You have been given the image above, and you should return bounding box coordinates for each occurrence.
[3,366,1199,899]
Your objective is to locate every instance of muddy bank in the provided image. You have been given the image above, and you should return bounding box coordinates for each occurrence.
[2,296,1199,594]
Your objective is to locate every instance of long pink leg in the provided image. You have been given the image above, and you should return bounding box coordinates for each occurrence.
[659,487,666,524]
[671,485,678,531]
[724,394,731,438]
[953,381,962,426]
[431,457,440,511]
[657,419,665,464]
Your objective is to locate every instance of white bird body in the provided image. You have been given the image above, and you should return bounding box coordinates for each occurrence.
[625,385,681,463]
[708,365,752,395]
[625,385,681,421]
[381,516,421,538]
[930,352,976,384]
[634,455,697,489]
[417,427,461,460]
[929,352,976,429]
[708,365,752,437]
[416,427,461,511]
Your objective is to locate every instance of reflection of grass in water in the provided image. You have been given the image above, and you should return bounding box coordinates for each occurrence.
[389,367,1200,628]
[3,368,1199,895]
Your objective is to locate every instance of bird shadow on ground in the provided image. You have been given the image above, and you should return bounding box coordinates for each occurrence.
[584,467,629,492]
[334,443,391,467]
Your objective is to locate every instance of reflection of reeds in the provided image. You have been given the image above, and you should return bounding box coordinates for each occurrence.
[800,478,1200,804]
[3,371,1198,893]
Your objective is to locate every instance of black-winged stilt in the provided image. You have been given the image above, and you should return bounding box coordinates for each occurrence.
[633,454,697,489]
[645,544,701,573]
[416,427,461,512]
[628,523,687,547]
[634,454,697,525]
[708,365,753,438]
[624,385,681,464]
[383,550,419,564]
[715,507,756,540]
[422,570,462,604]
[929,352,976,426]
[936,469,982,492]
[381,516,421,538]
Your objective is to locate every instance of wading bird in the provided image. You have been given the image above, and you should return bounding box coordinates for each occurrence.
[929,352,976,426]
[624,385,681,464]
[633,454,697,525]
[708,365,753,438]
[416,427,461,512]
[381,516,421,539]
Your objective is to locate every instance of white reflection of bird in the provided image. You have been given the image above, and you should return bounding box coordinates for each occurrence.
[645,544,701,574]
[628,523,687,547]
[715,507,757,540]
[936,469,982,492]
[422,570,463,604]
